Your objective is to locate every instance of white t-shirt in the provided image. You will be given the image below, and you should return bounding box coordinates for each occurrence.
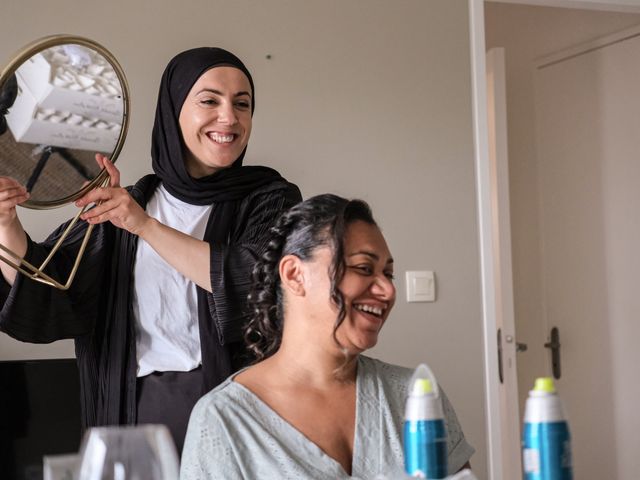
[133,184,213,377]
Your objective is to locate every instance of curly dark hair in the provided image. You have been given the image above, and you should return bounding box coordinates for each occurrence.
[244,194,377,362]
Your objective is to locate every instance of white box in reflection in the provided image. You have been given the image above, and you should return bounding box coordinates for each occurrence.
[16,49,123,124]
[6,72,120,153]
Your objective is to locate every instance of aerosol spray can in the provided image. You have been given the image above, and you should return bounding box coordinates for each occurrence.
[522,377,573,480]
[403,364,448,479]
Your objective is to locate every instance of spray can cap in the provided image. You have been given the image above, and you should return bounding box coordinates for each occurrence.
[533,377,556,394]
[525,376,566,422]
[409,363,440,398]
[405,363,444,422]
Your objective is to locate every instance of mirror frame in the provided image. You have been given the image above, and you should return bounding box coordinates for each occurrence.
[0,34,130,289]
[0,33,130,209]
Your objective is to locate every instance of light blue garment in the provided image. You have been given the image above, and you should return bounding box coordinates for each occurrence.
[181,356,474,479]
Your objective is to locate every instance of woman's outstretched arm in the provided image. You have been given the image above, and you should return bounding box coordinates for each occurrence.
[77,154,213,291]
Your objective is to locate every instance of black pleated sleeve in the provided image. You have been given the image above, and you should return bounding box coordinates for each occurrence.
[0,219,113,343]
[204,180,302,347]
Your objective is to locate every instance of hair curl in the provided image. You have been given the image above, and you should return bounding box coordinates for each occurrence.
[244,194,376,362]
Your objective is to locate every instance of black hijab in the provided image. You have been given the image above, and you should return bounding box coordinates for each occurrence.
[151,47,284,205]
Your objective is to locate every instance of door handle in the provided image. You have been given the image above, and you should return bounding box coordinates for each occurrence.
[544,326,562,379]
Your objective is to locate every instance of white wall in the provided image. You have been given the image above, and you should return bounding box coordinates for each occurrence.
[485,3,640,478]
[597,38,640,476]
[533,36,640,477]
[0,1,487,476]
[484,1,640,414]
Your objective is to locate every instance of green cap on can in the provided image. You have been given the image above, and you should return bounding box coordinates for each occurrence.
[412,378,433,396]
[533,377,556,393]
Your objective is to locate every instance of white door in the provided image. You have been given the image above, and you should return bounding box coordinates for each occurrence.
[523,28,640,479]
[485,47,523,480]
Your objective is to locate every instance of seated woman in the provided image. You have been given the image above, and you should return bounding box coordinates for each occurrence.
[181,194,474,479]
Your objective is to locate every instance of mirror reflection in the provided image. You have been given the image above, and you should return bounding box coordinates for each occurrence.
[0,44,124,205]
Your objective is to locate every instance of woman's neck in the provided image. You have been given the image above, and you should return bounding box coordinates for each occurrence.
[263,331,358,389]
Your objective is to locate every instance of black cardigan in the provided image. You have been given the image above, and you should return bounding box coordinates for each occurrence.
[0,174,301,429]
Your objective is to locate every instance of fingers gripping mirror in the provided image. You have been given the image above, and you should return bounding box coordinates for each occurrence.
[0,35,130,289]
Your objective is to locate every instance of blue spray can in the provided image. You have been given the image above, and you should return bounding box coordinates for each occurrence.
[403,364,448,479]
[522,377,573,480]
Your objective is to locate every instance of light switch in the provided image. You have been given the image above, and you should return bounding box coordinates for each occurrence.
[406,271,436,302]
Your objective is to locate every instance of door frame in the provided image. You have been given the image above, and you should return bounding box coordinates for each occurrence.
[468,1,640,479]
[485,46,523,479]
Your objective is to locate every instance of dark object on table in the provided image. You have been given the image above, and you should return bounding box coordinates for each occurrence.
[0,358,82,480]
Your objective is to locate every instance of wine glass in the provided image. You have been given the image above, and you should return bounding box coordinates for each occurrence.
[76,424,179,480]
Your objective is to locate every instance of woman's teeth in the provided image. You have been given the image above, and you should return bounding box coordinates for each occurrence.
[355,304,383,317]
[209,133,235,144]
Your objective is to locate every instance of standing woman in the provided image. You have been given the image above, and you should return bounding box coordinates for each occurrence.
[0,47,301,452]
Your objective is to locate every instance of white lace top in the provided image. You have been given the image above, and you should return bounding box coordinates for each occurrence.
[180,356,474,479]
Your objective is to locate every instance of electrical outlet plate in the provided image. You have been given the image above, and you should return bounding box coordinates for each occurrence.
[406,270,436,302]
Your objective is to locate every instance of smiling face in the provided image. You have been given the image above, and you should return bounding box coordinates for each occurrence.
[302,220,396,354]
[178,66,253,178]
[336,221,396,352]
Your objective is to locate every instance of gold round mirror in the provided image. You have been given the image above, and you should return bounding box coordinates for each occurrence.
[0,34,129,209]
[0,35,129,289]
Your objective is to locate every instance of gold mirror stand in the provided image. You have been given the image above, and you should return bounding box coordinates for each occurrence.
[0,176,109,290]
[0,35,129,289]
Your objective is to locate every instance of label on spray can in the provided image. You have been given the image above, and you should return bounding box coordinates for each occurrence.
[404,419,447,478]
[523,422,572,479]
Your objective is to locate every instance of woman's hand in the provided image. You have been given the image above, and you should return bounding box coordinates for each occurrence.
[0,176,29,228]
[0,176,29,284]
[76,154,152,236]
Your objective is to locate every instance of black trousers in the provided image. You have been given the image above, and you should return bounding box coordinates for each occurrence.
[136,366,205,455]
